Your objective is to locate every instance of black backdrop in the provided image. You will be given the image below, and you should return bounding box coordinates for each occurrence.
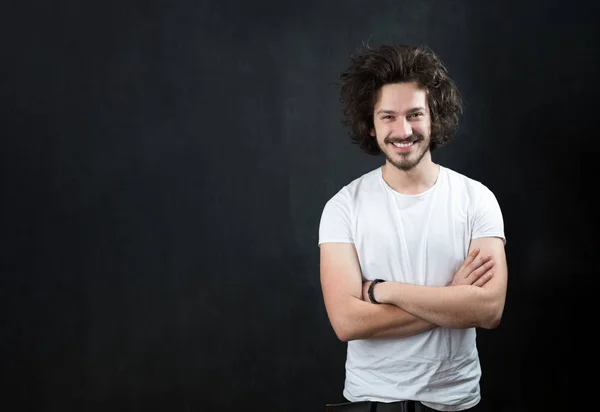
[1,1,597,411]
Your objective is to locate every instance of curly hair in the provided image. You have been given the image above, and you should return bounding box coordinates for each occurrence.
[339,44,463,155]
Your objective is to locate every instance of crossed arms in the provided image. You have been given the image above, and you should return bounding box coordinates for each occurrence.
[319,237,507,342]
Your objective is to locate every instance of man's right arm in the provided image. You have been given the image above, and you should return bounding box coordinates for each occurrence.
[320,242,436,342]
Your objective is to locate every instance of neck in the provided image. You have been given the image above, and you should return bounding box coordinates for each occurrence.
[382,153,440,195]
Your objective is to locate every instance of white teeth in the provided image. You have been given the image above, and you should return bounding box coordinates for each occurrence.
[392,142,413,148]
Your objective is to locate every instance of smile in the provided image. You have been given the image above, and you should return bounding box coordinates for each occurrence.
[390,140,417,152]
[392,142,414,148]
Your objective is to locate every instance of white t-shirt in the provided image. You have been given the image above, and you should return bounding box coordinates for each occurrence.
[318,165,506,411]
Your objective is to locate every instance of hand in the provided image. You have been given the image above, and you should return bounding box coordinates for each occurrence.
[450,248,495,287]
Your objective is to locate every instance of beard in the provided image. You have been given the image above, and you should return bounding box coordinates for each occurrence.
[380,133,430,172]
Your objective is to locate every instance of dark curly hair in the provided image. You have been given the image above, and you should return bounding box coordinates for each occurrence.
[339,43,463,155]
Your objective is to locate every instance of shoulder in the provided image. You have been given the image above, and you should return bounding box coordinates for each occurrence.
[318,167,382,243]
[323,167,383,206]
[442,166,497,200]
[442,166,504,231]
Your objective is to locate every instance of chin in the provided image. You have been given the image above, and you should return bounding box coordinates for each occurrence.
[395,162,419,172]
[386,153,423,171]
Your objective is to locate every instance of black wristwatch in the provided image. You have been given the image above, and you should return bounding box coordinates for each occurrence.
[368,279,386,304]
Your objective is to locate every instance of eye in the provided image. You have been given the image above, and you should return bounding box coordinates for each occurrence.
[409,112,424,119]
[381,115,394,120]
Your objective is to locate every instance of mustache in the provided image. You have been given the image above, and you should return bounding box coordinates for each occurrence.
[384,134,424,144]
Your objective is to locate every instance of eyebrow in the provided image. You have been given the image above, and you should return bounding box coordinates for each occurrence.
[376,107,427,116]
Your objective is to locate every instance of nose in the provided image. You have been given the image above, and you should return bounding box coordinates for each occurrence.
[395,118,413,139]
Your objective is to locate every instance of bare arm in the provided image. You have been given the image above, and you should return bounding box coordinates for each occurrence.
[372,237,508,329]
[320,242,436,342]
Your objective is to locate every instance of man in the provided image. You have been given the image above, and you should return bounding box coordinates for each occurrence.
[318,44,507,412]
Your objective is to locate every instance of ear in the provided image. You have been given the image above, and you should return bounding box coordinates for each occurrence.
[369,129,376,137]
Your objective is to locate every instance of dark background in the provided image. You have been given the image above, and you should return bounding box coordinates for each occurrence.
[1,0,597,411]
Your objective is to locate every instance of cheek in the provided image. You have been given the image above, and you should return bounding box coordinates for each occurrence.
[414,122,430,136]
[371,123,388,138]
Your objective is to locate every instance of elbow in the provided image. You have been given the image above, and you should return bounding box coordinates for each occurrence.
[329,318,348,341]
[473,288,505,329]
[479,303,504,330]
[332,320,359,342]
[335,329,352,343]
[326,300,366,342]
[330,312,365,342]
[480,314,502,329]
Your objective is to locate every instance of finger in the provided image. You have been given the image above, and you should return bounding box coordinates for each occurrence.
[473,271,494,287]
[460,248,480,270]
[468,254,492,271]
[467,260,495,281]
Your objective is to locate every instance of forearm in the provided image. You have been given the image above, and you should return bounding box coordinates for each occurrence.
[375,282,500,329]
[331,296,436,341]
[366,305,437,339]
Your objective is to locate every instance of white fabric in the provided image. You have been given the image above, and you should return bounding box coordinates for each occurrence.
[318,165,505,411]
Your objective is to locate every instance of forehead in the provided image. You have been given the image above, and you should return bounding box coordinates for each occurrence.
[374,82,428,111]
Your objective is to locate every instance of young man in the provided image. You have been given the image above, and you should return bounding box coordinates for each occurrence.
[318,44,507,412]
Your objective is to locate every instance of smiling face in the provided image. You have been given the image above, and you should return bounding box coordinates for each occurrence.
[371,82,432,172]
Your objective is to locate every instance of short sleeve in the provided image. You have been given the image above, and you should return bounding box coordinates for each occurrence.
[318,188,354,246]
[472,184,506,245]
